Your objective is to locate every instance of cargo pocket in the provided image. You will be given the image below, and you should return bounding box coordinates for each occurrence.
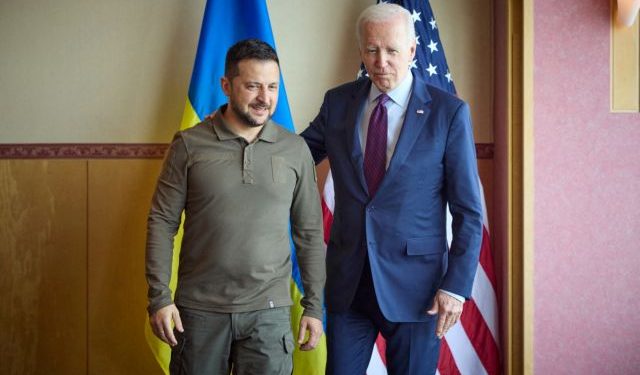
[280,332,295,375]
[282,332,295,354]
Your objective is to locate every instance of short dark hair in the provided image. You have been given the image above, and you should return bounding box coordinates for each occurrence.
[224,39,279,78]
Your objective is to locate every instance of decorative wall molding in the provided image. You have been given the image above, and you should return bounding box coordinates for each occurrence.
[0,144,168,159]
[0,143,495,159]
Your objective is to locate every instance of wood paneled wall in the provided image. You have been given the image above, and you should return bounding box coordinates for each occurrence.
[0,161,87,374]
[0,160,163,375]
[87,161,164,375]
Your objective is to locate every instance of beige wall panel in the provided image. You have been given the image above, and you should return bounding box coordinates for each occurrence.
[268,0,372,131]
[0,160,87,375]
[2,0,493,145]
[432,0,494,143]
[87,160,163,375]
[0,0,205,143]
[272,0,494,144]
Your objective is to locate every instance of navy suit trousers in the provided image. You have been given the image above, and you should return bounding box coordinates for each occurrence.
[326,256,442,375]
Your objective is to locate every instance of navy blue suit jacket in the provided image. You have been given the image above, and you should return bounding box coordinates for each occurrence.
[301,76,483,322]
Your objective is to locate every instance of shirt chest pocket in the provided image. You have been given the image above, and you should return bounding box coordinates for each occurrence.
[271,156,292,184]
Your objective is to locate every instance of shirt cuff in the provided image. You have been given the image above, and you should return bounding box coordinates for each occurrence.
[439,289,466,303]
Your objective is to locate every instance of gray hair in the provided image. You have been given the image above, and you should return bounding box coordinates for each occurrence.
[356,3,416,47]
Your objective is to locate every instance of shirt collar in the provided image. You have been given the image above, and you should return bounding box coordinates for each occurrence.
[367,71,413,109]
[211,104,278,143]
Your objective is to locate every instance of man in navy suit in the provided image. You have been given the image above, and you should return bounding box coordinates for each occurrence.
[300,3,483,374]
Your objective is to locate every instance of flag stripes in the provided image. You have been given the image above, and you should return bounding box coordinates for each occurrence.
[459,300,500,374]
[442,322,488,375]
[479,226,498,290]
[436,339,462,375]
[470,256,499,342]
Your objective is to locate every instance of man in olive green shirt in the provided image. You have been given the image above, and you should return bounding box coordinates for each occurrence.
[145,39,325,375]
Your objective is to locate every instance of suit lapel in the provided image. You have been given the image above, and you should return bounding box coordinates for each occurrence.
[377,77,432,193]
[345,79,371,196]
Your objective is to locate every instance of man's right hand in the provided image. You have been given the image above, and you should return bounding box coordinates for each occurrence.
[149,304,183,346]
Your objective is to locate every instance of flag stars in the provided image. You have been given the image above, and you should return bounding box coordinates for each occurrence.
[445,71,453,83]
[415,35,420,45]
[410,59,418,70]
[357,68,365,79]
[426,63,438,76]
[427,39,438,53]
[411,9,421,23]
[429,17,437,29]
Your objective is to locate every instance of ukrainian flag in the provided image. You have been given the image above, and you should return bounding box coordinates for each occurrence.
[144,1,326,374]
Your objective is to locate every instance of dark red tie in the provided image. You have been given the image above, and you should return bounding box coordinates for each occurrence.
[363,93,390,197]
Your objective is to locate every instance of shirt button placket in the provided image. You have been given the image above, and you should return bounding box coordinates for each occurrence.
[243,144,254,184]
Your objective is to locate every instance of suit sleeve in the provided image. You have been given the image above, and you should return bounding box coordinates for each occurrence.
[300,92,330,164]
[440,102,483,299]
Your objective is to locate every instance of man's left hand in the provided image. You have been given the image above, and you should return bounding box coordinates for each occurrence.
[297,316,323,351]
[427,291,464,339]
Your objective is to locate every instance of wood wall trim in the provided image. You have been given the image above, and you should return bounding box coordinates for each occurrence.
[611,0,640,112]
[522,0,535,372]
[0,143,496,159]
[507,0,534,374]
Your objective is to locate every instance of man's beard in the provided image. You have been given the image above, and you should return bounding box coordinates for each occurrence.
[230,99,272,128]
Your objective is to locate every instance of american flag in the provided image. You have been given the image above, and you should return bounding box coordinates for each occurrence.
[321,1,501,374]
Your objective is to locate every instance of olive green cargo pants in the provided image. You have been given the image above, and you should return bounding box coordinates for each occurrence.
[170,306,294,375]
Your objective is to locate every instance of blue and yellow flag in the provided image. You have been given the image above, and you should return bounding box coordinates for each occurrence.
[144,0,326,374]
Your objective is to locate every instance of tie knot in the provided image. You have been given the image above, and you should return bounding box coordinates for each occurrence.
[377,93,390,106]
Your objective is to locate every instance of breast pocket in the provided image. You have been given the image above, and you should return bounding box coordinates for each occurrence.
[272,156,288,184]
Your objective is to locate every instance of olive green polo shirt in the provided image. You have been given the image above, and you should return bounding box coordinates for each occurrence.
[146,107,325,320]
